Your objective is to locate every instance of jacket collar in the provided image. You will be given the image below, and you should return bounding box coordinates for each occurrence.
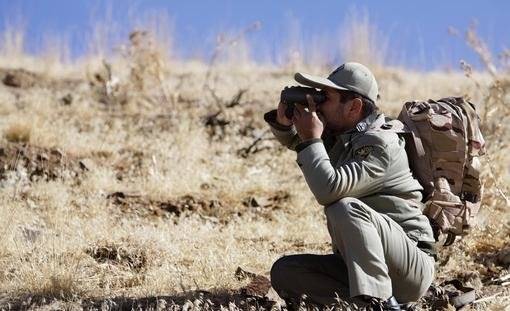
[336,112,385,141]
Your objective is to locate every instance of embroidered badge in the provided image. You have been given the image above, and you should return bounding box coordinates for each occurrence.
[355,146,373,159]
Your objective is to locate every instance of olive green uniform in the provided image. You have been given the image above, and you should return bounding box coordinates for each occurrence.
[265,111,435,305]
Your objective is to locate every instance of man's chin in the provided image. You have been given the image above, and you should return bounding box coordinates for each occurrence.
[324,125,337,134]
[325,125,345,135]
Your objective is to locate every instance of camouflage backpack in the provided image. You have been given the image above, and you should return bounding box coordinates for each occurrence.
[397,97,486,245]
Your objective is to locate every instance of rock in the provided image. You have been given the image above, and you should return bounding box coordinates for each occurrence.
[497,248,510,267]
[2,69,38,88]
[241,275,271,297]
[61,94,73,105]
[235,267,271,298]
[0,143,85,182]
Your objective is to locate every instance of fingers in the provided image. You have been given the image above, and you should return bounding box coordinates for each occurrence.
[291,106,301,124]
[276,102,293,126]
[306,94,317,112]
[292,114,298,124]
[293,103,307,118]
[277,101,288,114]
[295,103,306,113]
[317,111,325,124]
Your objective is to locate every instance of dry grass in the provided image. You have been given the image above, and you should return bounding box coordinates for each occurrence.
[339,8,388,69]
[3,120,31,143]
[0,17,508,311]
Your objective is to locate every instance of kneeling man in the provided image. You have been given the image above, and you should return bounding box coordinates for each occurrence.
[264,62,436,310]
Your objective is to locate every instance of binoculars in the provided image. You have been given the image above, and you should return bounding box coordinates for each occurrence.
[280,86,326,119]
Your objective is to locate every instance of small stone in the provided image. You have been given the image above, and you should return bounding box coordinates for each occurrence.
[61,94,73,105]
[497,248,510,267]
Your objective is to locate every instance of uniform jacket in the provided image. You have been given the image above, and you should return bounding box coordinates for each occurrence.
[264,110,435,243]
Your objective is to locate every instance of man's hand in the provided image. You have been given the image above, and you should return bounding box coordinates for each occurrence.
[293,94,324,141]
[276,101,293,127]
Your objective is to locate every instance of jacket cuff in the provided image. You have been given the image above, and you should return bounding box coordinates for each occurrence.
[264,110,293,131]
[295,138,323,153]
[296,140,329,168]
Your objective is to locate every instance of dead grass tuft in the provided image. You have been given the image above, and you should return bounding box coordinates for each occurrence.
[339,8,388,68]
[86,240,148,273]
[4,122,31,143]
[9,250,88,299]
[458,25,510,208]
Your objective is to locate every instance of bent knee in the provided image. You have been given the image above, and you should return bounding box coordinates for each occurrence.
[325,197,368,220]
[270,255,296,290]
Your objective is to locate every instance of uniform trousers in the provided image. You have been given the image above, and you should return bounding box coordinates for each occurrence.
[270,197,435,306]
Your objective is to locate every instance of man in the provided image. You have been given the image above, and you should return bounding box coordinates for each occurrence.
[264,62,436,310]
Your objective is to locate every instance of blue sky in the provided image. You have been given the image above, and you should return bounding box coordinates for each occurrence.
[0,0,509,70]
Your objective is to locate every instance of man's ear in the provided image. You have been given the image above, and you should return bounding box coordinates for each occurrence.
[349,97,363,117]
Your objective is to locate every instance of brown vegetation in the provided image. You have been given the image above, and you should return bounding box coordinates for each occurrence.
[0,20,508,311]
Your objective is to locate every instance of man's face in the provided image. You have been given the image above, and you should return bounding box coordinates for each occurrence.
[316,87,352,133]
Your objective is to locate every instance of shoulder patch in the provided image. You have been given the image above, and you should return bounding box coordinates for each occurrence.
[355,146,373,159]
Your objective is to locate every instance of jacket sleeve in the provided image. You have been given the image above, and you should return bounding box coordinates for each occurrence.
[296,136,390,206]
[264,109,301,151]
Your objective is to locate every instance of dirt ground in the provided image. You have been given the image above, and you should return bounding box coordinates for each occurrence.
[0,42,508,311]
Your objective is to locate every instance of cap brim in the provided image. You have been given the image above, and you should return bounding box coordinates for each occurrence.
[294,72,349,91]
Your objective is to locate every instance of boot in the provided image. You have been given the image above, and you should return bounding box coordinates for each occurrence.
[368,296,402,311]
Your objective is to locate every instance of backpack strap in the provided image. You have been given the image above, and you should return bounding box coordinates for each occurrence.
[443,233,456,246]
[399,102,426,157]
[441,279,476,309]
[427,280,476,309]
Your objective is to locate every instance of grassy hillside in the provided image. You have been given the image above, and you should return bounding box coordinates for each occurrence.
[0,28,508,310]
